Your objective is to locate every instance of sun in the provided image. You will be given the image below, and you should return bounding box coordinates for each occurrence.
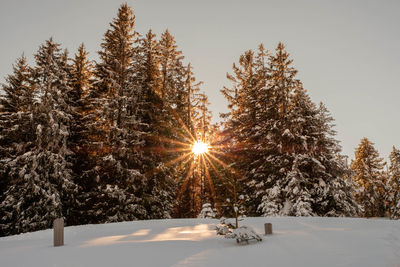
[192,141,209,155]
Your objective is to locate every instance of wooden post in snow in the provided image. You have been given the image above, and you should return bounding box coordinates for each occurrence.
[264,223,272,235]
[53,218,64,247]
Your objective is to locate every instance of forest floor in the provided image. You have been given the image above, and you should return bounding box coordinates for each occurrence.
[1,216,400,267]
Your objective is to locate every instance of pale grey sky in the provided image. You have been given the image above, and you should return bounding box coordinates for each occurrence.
[1,0,399,161]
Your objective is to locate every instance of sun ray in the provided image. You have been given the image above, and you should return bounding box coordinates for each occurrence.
[200,155,219,213]
[164,152,193,169]
[204,153,230,184]
[207,149,238,159]
[154,135,193,148]
[203,154,231,214]
[163,147,193,154]
[206,144,227,150]
[175,130,196,145]
[175,159,196,199]
[167,106,197,143]
[144,152,192,178]
[205,152,244,180]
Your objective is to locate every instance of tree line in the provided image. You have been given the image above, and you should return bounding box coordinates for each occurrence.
[0,4,399,237]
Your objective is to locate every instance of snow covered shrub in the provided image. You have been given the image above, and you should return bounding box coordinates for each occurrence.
[215,217,262,244]
[198,203,217,218]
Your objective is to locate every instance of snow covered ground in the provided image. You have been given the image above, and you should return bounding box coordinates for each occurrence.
[1,217,400,267]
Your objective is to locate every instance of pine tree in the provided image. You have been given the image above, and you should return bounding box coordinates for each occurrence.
[159,29,185,106]
[157,30,209,217]
[221,42,358,217]
[184,63,201,137]
[351,137,386,217]
[158,29,190,154]
[311,104,359,217]
[387,146,400,218]
[135,29,176,219]
[88,3,146,222]
[0,55,34,112]
[68,43,94,165]
[67,43,97,225]
[0,56,36,236]
[0,55,35,200]
[0,39,77,236]
[220,48,262,214]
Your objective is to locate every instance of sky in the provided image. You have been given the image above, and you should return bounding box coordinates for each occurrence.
[1,0,399,161]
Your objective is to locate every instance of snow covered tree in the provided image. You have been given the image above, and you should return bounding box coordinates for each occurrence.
[68,43,94,167]
[220,48,265,215]
[134,29,177,219]
[159,29,185,106]
[86,3,146,223]
[198,203,217,218]
[387,146,400,218]
[351,137,387,217]
[0,55,34,112]
[158,29,191,152]
[0,39,77,236]
[157,29,210,217]
[65,43,98,225]
[221,42,358,217]
[0,55,35,201]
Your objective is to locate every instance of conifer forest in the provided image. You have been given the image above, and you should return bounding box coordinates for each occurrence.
[1,4,399,237]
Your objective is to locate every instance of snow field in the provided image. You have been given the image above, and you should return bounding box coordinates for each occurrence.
[1,217,400,267]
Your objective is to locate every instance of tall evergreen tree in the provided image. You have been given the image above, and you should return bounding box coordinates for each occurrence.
[89,3,146,222]
[135,29,176,218]
[351,137,386,217]
[68,43,94,163]
[387,146,400,218]
[67,43,97,224]
[184,63,201,137]
[158,29,191,152]
[157,30,208,217]
[0,55,35,200]
[159,29,185,106]
[0,39,77,236]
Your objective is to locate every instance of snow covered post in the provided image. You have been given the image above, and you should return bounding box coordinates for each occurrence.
[53,218,64,247]
[264,223,272,235]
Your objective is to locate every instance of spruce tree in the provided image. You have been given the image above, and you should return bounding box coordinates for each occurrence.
[0,55,35,200]
[159,29,185,106]
[89,3,146,222]
[184,63,201,137]
[135,29,176,218]
[158,29,190,152]
[0,39,77,236]
[158,30,207,217]
[67,43,97,225]
[0,56,36,237]
[351,137,386,217]
[387,146,400,218]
